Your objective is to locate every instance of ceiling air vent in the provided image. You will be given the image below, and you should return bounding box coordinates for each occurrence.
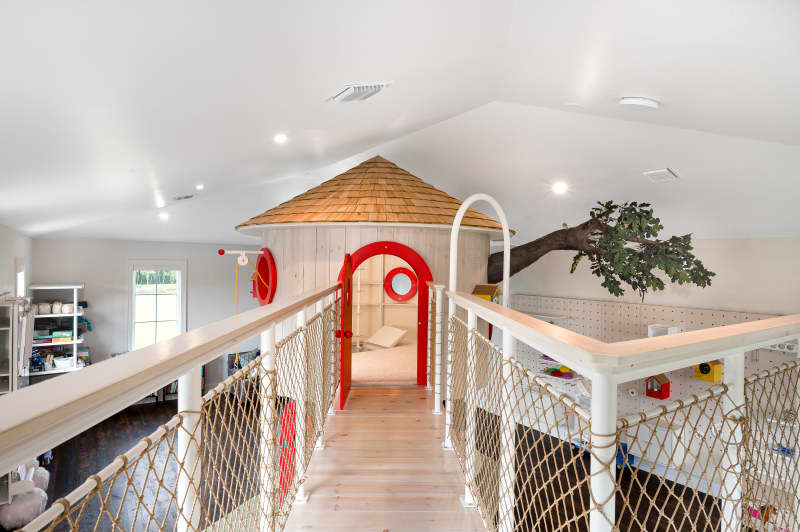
[328,83,391,103]
[643,168,680,183]
[172,194,195,201]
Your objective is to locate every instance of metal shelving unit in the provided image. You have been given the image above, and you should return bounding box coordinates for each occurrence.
[25,283,85,377]
[0,302,12,397]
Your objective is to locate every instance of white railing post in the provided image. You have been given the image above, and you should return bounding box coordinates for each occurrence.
[433,284,445,415]
[314,300,325,450]
[590,374,616,532]
[462,308,478,507]
[259,324,277,532]
[721,350,745,530]
[295,308,309,504]
[427,285,433,391]
[498,326,516,532]
[177,366,202,532]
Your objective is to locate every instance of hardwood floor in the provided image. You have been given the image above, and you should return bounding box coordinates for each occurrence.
[284,385,485,532]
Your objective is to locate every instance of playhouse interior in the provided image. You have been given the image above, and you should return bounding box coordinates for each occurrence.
[1,3,800,531]
[351,254,418,385]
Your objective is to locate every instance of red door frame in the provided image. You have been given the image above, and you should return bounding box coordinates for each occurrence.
[338,241,433,387]
[338,254,353,410]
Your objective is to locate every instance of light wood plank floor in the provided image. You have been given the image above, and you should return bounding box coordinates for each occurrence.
[284,386,485,532]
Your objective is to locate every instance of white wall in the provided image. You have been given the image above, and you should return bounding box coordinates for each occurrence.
[30,238,260,386]
[0,223,32,298]
[510,237,800,316]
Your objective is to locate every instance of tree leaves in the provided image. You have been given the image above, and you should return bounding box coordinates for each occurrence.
[575,201,715,299]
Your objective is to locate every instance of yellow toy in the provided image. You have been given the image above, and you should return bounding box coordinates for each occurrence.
[472,284,502,304]
[695,360,722,383]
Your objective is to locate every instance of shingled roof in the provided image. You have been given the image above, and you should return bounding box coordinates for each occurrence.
[236,156,506,232]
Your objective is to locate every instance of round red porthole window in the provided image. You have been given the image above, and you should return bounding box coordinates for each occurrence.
[384,267,417,302]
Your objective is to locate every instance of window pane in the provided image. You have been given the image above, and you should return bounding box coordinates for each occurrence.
[158,282,177,295]
[134,322,156,349]
[135,294,157,322]
[156,321,178,342]
[157,293,177,321]
[135,283,157,295]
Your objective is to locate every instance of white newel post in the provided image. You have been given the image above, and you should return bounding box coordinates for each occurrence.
[721,351,745,530]
[590,374,616,532]
[259,325,277,532]
[433,284,444,415]
[498,327,516,532]
[295,309,309,504]
[463,309,478,507]
[177,366,202,532]
[315,300,325,450]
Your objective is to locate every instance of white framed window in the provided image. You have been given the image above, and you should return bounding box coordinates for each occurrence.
[14,257,25,298]
[128,259,187,351]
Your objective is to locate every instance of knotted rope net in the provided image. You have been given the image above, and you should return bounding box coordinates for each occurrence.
[448,316,799,532]
[28,299,340,532]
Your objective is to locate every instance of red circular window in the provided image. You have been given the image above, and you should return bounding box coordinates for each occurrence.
[384,267,417,302]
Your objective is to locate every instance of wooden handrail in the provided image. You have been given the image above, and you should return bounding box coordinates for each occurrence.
[0,284,340,473]
[448,291,800,382]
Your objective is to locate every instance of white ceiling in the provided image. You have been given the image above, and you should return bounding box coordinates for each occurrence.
[1,1,799,245]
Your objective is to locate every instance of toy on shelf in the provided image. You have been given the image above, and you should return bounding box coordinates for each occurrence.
[772,444,795,458]
[648,324,681,337]
[616,442,635,467]
[545,365,574,379]
[473,284,502,339]
[748,504,775,523]
[695,360,722,382]
[645,374,671,399]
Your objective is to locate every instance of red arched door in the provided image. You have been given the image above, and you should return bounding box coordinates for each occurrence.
[339,254,353,409]
[338,241,433,390]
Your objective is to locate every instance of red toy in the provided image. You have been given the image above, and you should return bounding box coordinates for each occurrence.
[645,374,671,399]
[278,401,312,502]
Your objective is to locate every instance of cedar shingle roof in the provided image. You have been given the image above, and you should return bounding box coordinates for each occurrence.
[236,156,506,231]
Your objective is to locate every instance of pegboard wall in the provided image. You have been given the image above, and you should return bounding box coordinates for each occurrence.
[511,293,778,343]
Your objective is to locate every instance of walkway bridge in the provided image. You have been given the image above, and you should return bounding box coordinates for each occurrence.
[2,195,800,531]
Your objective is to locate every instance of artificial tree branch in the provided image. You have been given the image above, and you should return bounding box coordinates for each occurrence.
[486,200,715,299]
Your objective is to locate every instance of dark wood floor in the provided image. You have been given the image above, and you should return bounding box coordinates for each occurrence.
[45,400,178,504]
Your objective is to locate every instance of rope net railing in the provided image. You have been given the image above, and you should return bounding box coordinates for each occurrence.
[27,298,340,532]
[448,316,800,532]
[742,361,800,531]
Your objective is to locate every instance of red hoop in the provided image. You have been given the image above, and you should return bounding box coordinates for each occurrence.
[254,247,277,305]
[384,267,417,302]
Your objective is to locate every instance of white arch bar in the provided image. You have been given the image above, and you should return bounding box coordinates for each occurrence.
[448,193,511,309]
[446,193,514,529]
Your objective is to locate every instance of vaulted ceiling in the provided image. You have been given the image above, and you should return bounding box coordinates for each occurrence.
[1,1,798,244]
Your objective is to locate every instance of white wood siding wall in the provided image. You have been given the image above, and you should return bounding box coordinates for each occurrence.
[259,224,490,345]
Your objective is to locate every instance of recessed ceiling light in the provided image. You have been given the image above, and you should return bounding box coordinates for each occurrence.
[551,181,569,195]
[154,191,166,209]
[273,133,288,144]
[619,96,660,109]
[158,212,170,221]
[195,184,205,191]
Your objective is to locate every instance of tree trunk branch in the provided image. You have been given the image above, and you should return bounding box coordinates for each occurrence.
[487,219,600,283]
